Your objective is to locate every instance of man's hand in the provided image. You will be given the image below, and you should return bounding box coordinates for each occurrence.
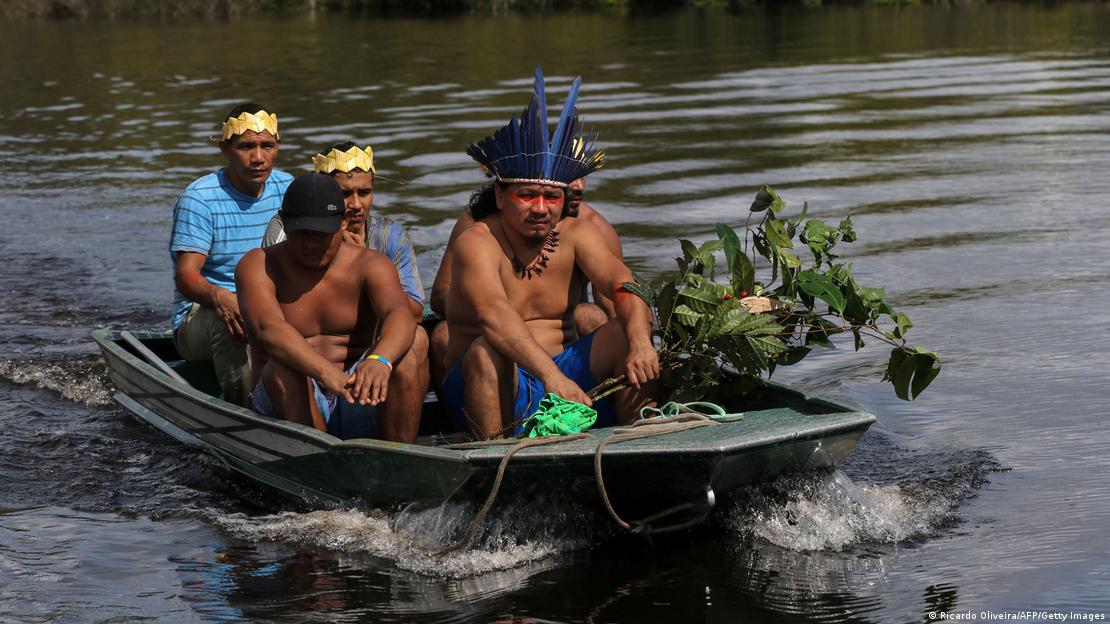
[318,366,355,405]
[214,288,247,341]
[340,216,367,247]
[542,372,593,407]
[341,228,365,246]
[349,358,390,406]
[623,341,660,388]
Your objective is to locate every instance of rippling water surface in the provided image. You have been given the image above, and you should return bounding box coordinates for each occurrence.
[1,4,1109,622]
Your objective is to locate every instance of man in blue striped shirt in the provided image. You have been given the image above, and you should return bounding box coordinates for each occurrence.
[260,142,428,443]
[169,103,293,406]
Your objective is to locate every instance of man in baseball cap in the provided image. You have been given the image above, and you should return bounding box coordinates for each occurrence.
[235,173,417,439]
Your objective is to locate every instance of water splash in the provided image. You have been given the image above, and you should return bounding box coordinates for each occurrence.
[726,453,994,552]
[212,493,599,579]
[0,357,114,406]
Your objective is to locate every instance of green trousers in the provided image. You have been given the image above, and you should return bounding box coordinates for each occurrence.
[173,303,251,406]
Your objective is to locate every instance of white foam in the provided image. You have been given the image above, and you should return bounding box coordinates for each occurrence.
[0,359,113,406]
[212,497,596,579]
[727,470,951,551]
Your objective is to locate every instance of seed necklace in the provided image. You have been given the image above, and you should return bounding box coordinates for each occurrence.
[509,229,560,280]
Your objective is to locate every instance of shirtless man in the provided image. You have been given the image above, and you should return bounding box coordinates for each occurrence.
[441,68,659,440]
[428,177,621,385]
[426,175,617,333]
[260,142,429,443]
[236,173,416,440]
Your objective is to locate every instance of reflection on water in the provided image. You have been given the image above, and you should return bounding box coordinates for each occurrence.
[2,2,1110,622]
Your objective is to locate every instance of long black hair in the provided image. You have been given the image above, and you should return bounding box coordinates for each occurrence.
[467,181,501,220]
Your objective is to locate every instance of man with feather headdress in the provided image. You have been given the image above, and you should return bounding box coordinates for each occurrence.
[441,68,659,440]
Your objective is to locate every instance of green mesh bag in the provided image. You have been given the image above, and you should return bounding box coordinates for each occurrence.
[521,393,598,438]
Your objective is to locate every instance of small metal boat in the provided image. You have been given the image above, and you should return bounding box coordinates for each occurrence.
[93,328,874,532]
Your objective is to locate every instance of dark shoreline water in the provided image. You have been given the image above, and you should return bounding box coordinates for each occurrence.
[2,4,1110,622]
[0,0,1018,21]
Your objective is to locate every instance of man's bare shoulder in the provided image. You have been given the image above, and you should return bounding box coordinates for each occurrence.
[238,247,267,272]
[577,202,614,227]
[454,220,497,250]
[343,241,393,269]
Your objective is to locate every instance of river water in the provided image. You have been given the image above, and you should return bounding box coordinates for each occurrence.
[1,3,1109,622]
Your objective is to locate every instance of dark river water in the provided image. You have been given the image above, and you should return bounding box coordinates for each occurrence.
[2,3,1110,622]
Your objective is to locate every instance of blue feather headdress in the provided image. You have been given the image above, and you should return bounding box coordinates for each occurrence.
[466,66,604,188]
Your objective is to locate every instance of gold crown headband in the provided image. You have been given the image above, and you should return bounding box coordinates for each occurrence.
[221,110,280,141]
[313,145,376,174]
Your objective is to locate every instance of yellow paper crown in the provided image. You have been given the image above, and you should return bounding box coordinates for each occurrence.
[221,110,279,141]
[312,145,376,175]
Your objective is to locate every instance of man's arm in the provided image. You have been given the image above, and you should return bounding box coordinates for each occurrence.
[581,204,624,319]
[174,252,246,340]
[453,228,592,405]
[385,224,426,320]
[429,209,476,316]
[350,252,418,405]
[235,249,351,400]
[572,224,659,387]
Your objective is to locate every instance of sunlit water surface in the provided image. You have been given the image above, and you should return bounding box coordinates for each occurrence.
[1,4,1109,622]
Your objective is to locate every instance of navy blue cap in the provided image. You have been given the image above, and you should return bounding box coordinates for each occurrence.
[281,172,343,234]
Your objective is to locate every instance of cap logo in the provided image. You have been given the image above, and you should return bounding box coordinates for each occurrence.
[327,204,338,212]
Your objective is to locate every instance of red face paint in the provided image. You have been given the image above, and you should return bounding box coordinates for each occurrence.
[508,186,564,208]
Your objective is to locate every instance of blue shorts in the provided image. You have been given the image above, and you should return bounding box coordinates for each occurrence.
[250,359,379,440]
[441,331,617,435]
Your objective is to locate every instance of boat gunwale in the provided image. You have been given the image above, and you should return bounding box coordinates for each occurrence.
[93,328,462,463]
[94,328,876,464]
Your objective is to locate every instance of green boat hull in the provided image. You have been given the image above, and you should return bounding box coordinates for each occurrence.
[93,329,875,524]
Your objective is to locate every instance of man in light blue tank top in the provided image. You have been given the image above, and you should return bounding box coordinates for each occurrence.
[169,102,293,406]
[259,141,428,442]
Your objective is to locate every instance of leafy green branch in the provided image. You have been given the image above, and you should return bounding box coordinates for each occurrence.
[590,185,940,403]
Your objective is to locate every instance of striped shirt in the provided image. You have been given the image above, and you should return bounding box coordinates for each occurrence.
[169,168,293,329]
[262,212,424,305]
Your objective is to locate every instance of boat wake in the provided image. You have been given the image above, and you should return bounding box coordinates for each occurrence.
[0,356,114,407]
[212,492,600,579]
[725,444,998,551]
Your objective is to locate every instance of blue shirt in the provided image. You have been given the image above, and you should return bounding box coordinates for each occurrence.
[169,168,293,329]
[261,211,425,305]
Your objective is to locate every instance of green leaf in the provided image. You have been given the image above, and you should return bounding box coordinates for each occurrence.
[671,304,702,326]
[697,239,724,256]
[804,318,841,348]
[778,249,802,268]
[893,312,914,339]
[910,351,941,399]
[746,333,788,356]
[678,282,723,313]
[797,271,846,314]
[853,327,865,351]
[885,348,940,400]
[750,185,776,212]
[859,287,885,304]
[679,239,697,262]
[777,346,812,366]
[718,308,780,336]
[838,217,857,243]
[803,219,837,245]
[656,281,677,326]
[765,218,793,249]
[844,293,869,324]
